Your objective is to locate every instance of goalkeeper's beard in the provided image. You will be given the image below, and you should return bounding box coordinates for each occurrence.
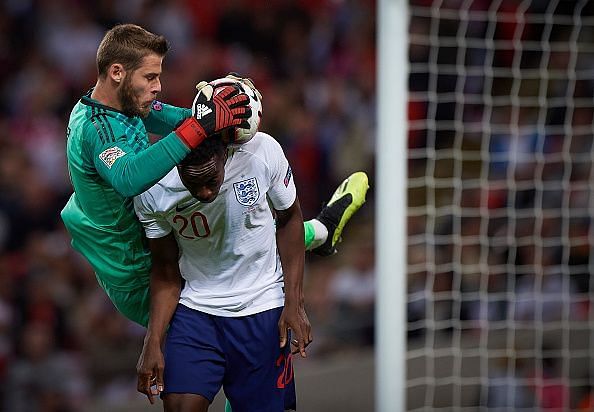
[118,77,149,118]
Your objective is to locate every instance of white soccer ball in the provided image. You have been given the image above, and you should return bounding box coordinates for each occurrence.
[195,74,263,144]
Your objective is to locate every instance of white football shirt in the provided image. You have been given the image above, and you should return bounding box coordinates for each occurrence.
[134,132,297,317]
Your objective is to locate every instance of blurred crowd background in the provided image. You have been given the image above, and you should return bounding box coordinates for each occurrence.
[0,1,376,410]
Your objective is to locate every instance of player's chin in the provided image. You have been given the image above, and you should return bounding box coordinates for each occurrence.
[194,192,219,203]
[196,196,217,203]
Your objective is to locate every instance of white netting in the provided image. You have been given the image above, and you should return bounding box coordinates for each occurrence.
[407,0,594,410]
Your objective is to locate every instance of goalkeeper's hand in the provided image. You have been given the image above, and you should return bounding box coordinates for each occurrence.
[175,84,251,149]
[197,72,263,102]
[194,73,262,146]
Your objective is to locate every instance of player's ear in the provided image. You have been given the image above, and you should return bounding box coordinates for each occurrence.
[109,63,125,84]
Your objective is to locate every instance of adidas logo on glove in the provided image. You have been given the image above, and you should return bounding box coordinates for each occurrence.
[194,104,213,119]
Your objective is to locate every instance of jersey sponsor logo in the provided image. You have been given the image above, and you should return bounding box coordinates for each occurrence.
[194,104,213,119]
[284,165,292,187]
[175,202,195,212]
[151,100,163,111]
[233,177,260,206]
[98,146,126,169]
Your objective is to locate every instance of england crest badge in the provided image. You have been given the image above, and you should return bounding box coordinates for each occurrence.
[233,177,260,206]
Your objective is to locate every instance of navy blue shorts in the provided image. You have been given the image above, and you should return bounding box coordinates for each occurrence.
[163,304,296,412]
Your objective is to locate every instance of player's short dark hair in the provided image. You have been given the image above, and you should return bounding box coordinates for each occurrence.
[96,24,169,77]
[180,133,227,168]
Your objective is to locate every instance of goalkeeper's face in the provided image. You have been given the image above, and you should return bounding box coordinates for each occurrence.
[118,54,163,118]
[178,153,226,203]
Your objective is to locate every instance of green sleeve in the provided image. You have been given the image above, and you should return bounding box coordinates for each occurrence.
[86,121,190,198]
[303,220,316,249]
[142,101,191,136]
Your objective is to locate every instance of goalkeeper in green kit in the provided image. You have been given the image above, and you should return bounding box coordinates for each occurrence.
[61,23,254,326]
[61,23,368,410]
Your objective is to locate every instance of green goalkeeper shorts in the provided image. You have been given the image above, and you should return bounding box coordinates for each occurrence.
[95,274,151,327]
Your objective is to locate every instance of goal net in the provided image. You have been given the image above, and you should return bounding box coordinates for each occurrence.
[407,0,594,410]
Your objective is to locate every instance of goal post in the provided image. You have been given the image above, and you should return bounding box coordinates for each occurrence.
[376,0,409,411]
[405,0,594,410]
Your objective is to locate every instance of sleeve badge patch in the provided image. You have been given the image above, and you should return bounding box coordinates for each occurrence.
[99,146,126,169]
[284,165,292,187]
[151,100,163,111]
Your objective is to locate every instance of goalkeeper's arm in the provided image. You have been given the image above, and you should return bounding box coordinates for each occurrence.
[90,126,191,198]
[142,101,191,136]
[90,85,251,197]
[143,83,252,137]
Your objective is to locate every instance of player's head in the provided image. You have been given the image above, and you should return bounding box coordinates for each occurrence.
[96,24,169,118]
[178,134,228,203]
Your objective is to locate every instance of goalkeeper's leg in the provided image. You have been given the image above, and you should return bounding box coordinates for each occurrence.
[95,274,151,327]
[308,171,369,256]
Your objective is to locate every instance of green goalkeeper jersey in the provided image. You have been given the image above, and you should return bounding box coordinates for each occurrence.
[61,91,191,291]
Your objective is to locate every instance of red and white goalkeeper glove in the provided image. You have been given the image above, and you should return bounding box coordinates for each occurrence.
[175,84,251,149]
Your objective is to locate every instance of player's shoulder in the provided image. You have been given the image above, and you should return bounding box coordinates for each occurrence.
[77,103,126,140]
[239,131,283,155]
[149,168,183,197]
[136,168,181,208]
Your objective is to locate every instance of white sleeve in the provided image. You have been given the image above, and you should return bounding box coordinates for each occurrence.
[261,134,297,211]
[133,193,172,239]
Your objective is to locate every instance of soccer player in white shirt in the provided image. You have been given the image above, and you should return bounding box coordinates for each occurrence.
[134,131,311,411]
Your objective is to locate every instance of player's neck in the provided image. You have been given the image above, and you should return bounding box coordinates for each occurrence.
[91,80,122,112]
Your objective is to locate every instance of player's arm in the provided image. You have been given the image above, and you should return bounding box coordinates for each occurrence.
[142,83,252,141]
[261,133,312,356]
[133,195,181,403]
[275,198,312,357]
[142,101,191,136]
[89,121,190,197]
[90,85,251,197]
[136,233,182,404]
